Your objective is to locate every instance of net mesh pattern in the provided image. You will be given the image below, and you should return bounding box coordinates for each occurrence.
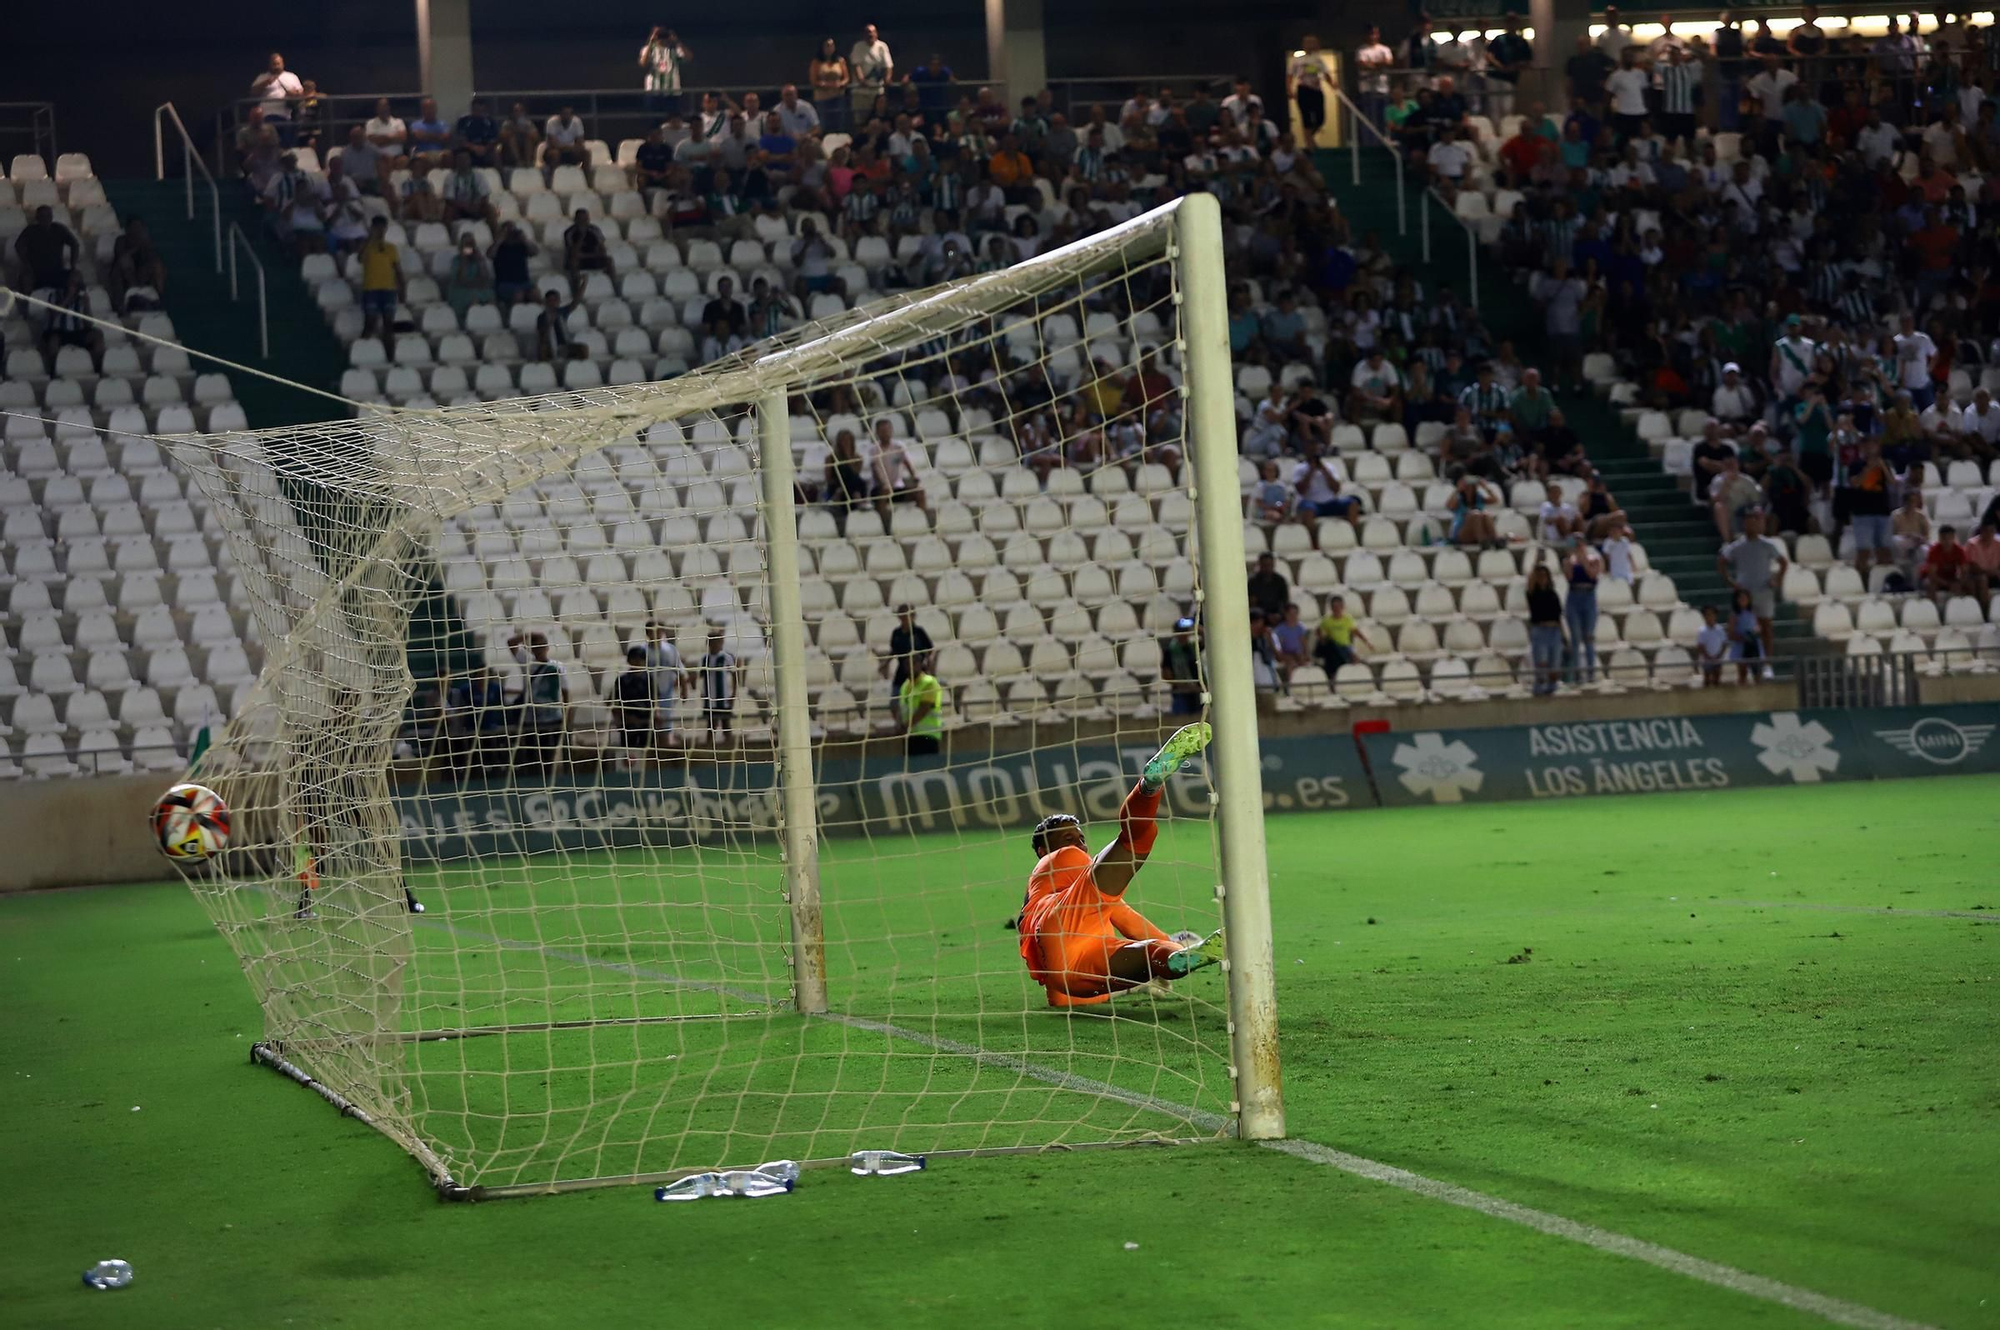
[170,203,1242,1193]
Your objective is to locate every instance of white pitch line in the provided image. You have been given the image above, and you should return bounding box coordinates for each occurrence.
[1716,900,2000,924]
[1260,1139,1939,1330]
[419,917,1938,1330]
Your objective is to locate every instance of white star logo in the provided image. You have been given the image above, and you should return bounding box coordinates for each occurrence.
[1391,732,1484,803]
[1750,712,1841,783]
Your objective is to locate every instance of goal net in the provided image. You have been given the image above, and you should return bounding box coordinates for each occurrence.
[167,195,1280,1198]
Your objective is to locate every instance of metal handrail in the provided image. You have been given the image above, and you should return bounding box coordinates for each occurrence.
[1329,87,1405,237]
[211,74,1270,166]
[0,101,59,167]
[1421,185,1481,313]
[227,222,268,359]
[154,102,222,271]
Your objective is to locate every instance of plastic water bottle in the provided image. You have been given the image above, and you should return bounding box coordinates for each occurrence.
[753,1159,801,1185]
[849,1150,926,1176]
[655,1173,724,1202]
[720,1169,793,1198]
[82,1260,133,1290]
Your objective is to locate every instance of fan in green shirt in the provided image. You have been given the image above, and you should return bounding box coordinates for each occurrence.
[898,652,946,756]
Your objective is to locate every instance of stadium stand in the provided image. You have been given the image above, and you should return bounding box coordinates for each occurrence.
[2,152,266,777]
[63,28,2000,776]
[1395,15,2000,674]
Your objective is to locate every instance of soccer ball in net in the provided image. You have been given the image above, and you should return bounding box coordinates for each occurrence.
[153,783,231,862]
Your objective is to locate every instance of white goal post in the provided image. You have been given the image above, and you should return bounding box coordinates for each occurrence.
[167,192,1283,1197]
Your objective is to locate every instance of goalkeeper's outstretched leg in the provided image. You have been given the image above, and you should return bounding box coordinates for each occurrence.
[1012,724,1224,1007]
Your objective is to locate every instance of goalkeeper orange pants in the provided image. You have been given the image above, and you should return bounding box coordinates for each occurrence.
[1029,897,1175,1007]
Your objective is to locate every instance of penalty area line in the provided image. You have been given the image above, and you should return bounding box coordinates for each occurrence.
[419,917,1936,1330]
[1714,900,2000,924]
[1258,1138,1939,1330]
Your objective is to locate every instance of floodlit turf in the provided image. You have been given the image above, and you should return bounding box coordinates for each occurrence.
[3,776,1997,1329]
[390,829,1234,1186]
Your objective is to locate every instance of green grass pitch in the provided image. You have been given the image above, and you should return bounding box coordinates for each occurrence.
[3,776,1996,1328]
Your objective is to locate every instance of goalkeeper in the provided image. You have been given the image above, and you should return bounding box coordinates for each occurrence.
[1013,723,1224,1007]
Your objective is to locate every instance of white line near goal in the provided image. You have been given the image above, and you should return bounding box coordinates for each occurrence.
[428,917,1937,1330]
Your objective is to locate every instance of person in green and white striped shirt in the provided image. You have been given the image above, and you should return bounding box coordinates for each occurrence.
[640,27,692,113]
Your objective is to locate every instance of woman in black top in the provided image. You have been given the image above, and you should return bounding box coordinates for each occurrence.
[1526,563,1566,696]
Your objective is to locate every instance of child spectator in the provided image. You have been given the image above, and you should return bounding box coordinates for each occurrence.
[1727,589,1763,686]
[1251,460,1295,526]
[1696,605,1729,687]
[1272,604,1310,675]
[1313,596,1372,674]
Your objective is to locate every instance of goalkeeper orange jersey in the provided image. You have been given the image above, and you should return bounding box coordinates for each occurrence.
[1018,845,1167,1006]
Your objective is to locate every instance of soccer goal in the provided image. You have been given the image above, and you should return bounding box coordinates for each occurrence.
[168,193,1283,1198]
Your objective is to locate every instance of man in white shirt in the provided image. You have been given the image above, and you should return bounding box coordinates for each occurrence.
[1083,104,1125,154]
[1348,350,1403,420]
[1855,108,1901,167]
[1355,27,1395,129]
[1921,105,1964,169]
[544,106,588,163]
[865,418,924,512]
[262,153,328,247]
[363,97,408,166]
[1769,315,1818,404]
[1711,363,1757,423]
[1291,442,1351,517]
[1426,125,1474,183]
[250,53,304,142]
[1597,5,1635,57]
[1647,20,1687,59]
[775,84,820,139]
[1718,160,1763,233]
[1745,56,1798,122]
[1538,483,1581,543]
[1963,388,2000,447]
[642,622,690,734]
[1605,51,1652,136]
[1892,313,1939,409]
[321,159,370,253]
[1221,78,1264,133]
[850,23,894,88]
[1290,36,1329,140]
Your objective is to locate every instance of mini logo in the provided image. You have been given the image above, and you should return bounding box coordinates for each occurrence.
[1875,716,1996,766]
[1749,712,1841,783]
[1391,732,1484,803]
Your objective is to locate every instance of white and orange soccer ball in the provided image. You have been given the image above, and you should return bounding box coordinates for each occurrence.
[152,782,231,862]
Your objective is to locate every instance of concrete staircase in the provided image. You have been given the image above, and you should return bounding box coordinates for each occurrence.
[100,179,349,429]
[101,179,479,678]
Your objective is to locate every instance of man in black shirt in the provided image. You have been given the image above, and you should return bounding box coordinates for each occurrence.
[1541,408,1586,476]
[881,603,934,701]
[701,275,748,336]
[1485,15,1534,121]
[1400,16,1435,75]
[611,646,656,750]
[1712,17,1746,131]
[632,126,675,200]
[1428,78,1468,131]
[562,208,610,287]
[1566,35,1616,110]
[1690,423,1735,502]
[489,221,535,305]
[1247,553,1289,619]
[455,97,500,166]
[13,206,78,291]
